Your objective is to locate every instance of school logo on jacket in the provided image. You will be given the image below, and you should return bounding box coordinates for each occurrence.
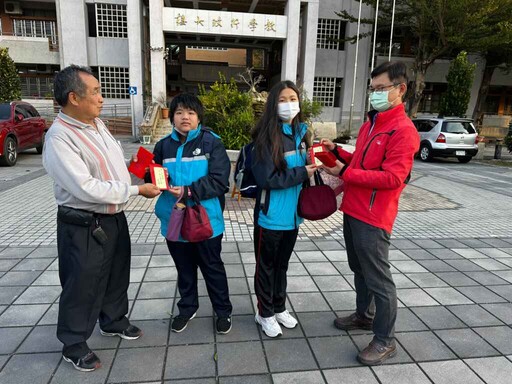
[193,148,201,156]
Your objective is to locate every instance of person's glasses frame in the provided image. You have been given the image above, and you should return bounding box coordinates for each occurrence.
[367,83,403,95]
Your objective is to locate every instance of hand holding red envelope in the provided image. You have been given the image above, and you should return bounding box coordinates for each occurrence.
[309,144,337,168]
[128,147,154,179]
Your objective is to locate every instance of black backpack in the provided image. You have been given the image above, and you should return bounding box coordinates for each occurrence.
[234,142,258,198]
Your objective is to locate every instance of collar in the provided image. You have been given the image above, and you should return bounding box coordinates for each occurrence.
[368,103,406,123]
[58,111,100,130]
[281,122,307,138]
[171,124,202,143]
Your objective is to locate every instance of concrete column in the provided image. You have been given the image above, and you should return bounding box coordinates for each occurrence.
[281,0,300,82]
[149,0,166,102]
[55,0,88,67]
[298,0,319,97]
[127,0,144,132]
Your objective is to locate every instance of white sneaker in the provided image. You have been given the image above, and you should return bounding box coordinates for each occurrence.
[275,310,298,329]
[255,312,282,338]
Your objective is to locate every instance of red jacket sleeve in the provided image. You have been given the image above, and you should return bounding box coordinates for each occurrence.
[342,126,419,190]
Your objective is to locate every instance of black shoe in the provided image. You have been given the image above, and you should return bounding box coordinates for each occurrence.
[63,351,101,372]
[171,312,197,333]
[100,325,143,340]
[334,312,373,331]
[216,316,232,334]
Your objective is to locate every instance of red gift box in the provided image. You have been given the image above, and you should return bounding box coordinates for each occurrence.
[128,147,154,179]
[309,144,337,167]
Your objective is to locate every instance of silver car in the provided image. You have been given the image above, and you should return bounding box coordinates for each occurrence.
[412,117,479,163]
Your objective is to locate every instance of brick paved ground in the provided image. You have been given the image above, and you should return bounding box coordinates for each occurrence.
[0,139,511,383]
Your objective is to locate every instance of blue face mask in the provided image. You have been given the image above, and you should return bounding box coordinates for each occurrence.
[370,90,393,112]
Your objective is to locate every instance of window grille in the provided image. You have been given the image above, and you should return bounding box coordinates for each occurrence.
[316,19,343,50]
[99,67,129,99]
[313,77,337,107]
[12,19,58,46]
[96,3,128,38]
[187,46,228,51]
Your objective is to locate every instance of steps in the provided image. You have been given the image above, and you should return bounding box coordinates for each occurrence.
[151,118,172,143]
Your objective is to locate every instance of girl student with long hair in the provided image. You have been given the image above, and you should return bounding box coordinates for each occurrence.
[251,81,317,337]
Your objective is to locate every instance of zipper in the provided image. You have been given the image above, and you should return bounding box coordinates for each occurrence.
[369,189,377,211]
[360,131,395,170]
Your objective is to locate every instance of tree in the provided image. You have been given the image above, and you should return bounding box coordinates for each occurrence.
[438,51,476,117]
[0,47,21,102]
[336,0,511,117]
[461,0,512,122]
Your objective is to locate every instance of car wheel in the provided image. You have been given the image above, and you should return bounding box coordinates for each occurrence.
[0,137,17,166]
[419,143,433,162]
[36,131,46,154]
[457,156,472,163]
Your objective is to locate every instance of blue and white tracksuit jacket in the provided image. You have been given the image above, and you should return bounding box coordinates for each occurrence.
[252,122,309,230]
[152,127,230,241]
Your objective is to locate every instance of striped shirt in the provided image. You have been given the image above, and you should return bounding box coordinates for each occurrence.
[43,112,139,214]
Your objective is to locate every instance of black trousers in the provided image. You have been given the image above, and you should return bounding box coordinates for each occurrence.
[344,213,396,346]
[253,225,298,318]
[57,211,131,358]
[166,234,232,318]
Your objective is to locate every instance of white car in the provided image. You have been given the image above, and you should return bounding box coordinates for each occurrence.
[413,117,479,163]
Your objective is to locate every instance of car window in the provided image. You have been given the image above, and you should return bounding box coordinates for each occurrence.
[28,106,40,117]
[0,104,10,120]
[414,120,436,133]
[15,105,30,119]
[442,121,476,134]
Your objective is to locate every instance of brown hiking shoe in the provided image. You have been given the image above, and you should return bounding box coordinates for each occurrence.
[333,312,373,331]
[357,340,397,366]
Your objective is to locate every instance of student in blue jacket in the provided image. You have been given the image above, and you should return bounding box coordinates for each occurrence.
[251,81,317,337]
[151,93,232,335]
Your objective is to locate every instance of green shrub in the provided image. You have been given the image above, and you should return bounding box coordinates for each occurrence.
[199,74,255,150]
[439,51,476,117]
[505,134,512,154]
[0,48,21,102]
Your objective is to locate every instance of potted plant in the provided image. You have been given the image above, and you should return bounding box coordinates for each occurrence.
[333,129,352,144]
[139,124,152,144]
[156,92,169,119]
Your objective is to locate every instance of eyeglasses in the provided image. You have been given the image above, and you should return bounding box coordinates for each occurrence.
[367,83,401,95]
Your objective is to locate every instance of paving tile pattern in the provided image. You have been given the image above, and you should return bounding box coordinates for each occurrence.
[0,238,511,383]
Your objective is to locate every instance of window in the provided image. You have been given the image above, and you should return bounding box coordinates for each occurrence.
[96,3,128,38]
[314,77,342,107]
[12,19,58,46]
[442,122,476,134]
[98,67,129,99]
[317,19,345,50]
[413,120,436,133]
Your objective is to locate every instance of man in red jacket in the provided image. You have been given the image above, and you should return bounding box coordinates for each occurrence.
[321,61,420,365]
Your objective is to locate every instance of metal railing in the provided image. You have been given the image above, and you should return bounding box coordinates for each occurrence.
[35,102,133,135]
[2,18,59,50]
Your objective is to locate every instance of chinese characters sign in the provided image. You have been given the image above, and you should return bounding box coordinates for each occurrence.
[163,8,287,39]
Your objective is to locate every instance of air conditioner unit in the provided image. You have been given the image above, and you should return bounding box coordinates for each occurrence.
[5,1,23,15]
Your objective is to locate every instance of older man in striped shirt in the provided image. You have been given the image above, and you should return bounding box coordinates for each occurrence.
[43,65,161,372]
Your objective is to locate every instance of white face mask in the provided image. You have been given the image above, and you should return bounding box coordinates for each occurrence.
[278,102,300,122]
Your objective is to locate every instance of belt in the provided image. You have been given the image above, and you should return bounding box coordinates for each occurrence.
[57,206,121,227]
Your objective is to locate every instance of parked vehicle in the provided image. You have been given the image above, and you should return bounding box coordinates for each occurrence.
[412,117,479,163]
[0,101,47,166]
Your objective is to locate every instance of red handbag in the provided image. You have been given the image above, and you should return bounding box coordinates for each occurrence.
[298,171,337,221]
[181,196,213,242]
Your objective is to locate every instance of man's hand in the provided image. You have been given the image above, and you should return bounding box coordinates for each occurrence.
[321,160,345,176]
[131,154,155,172]
[305,164,318,178]
[320,138,336,151]
[138,183,161,198]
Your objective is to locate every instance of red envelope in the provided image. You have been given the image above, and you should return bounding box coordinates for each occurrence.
[149,164,171,190]
[128,147,154,179]
[309,144,337,167]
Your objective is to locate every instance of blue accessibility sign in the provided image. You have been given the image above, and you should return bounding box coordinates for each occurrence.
[128,86,137,95]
